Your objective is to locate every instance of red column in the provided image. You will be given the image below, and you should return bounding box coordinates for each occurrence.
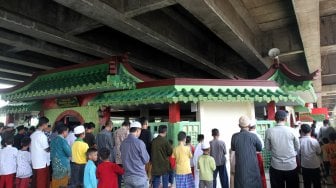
[169,103,180,123]
[267,101,276,120]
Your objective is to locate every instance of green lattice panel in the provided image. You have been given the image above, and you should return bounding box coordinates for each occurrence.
[256,120,275,169]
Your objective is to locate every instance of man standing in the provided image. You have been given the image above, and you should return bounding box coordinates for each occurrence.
[96,120,115,162]
[151,125,173,188]
[13,125,25,149]
[210,128,229,188]
[319,119,335,142]
[193,134,204,188]
[139,117,152,181]
[265,110,300,188]
[30,116,50,188]
[121,121,150,187]
[231,116,262,188]
[300,124,321,188]
[114,120,130,187]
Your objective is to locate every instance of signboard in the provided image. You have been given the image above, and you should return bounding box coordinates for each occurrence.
[56,97,79,108]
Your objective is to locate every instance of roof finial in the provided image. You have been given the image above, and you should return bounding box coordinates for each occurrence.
[268,48,280,66]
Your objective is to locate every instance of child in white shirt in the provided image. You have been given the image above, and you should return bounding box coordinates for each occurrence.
[0,136,18,188]
[16,137,32,188]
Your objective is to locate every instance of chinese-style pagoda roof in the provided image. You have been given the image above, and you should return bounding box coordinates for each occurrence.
[0,101,41,114]
[89,79,305,106]
[0,56,152,101]
[237,63,319,103]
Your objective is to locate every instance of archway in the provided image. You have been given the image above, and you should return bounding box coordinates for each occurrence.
[55,110,85,126]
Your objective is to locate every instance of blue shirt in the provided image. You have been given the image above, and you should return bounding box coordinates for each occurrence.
[50,135,71,179]
[121,134,150,177]
[84,160,98,188]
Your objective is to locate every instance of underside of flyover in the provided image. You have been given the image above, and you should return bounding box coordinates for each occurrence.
[0,0,335,117]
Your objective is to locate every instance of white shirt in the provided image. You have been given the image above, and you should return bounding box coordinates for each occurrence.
[65,132,76,147]
[30,130,50,169]
[193,142,203,170]
[16,150,32,178]
[0,145,18,175]
[300,136,321,169]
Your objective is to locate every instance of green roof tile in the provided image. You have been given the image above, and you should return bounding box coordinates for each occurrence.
[0,101,41,114]
[1,63,142,101]
[89,85,305,107]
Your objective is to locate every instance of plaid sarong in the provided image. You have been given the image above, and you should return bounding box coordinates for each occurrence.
[175,173,195,188]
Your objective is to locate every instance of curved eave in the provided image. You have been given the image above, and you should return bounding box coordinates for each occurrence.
[255,63,319,81]
[0,55,153,101]
[0,101,42,114]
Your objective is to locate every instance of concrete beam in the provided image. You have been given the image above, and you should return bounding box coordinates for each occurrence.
[0,8,114,58]
[54,0,234,78]
[0,8,199,78]
[124,0,177,17]
[320,0,336,16]
[66,22,104,35]
[178,0,270,73]
[0,79,20,86]
[292,0,322,105]
[0,72,30,82]
[0,28,94,63]
[322,84,336,96]
[0,54,53,70]
[321,44,336,55]
[0,61,40,75]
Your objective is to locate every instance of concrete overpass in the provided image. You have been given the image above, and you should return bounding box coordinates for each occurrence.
[0,0,335,116]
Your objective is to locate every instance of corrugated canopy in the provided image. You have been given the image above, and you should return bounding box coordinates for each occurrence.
[89,85,305,107]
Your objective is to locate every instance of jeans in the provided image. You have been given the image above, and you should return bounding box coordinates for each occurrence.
[302,167,321,188]
[168,170,175,184]
[124,175,148,188]
[269,166,299,188]
[213,165,229,188]
[69,163,85,187]
[152,173,169,188]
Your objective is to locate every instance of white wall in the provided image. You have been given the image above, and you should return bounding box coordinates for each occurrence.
[197,101,255,183]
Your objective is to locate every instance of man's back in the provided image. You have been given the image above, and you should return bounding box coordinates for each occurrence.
[210,139,226,166]
[121,134,149,177]
[265,125,299,170]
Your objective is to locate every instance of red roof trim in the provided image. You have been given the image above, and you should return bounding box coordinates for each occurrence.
[136,78,278,89]
[121,55,153,82]
[253,63,320,81]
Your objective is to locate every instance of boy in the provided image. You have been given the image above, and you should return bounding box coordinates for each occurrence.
[70,125,89,187]
[97,147,124,188]
[173,131,194,188]
[198,142,216,188]
[84,147,98,188]
[16,137,32,188]
[0,136,18,188]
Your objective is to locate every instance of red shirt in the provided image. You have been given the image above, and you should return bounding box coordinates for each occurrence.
[96,161,125,188]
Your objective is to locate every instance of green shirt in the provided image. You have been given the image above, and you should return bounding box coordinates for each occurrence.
[151,135,173,175]
[198,154,216,181]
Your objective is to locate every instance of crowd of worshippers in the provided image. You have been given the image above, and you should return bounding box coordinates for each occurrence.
[0,111,335,188]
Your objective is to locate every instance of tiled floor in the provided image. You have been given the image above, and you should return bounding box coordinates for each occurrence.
[265,172,336,188]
